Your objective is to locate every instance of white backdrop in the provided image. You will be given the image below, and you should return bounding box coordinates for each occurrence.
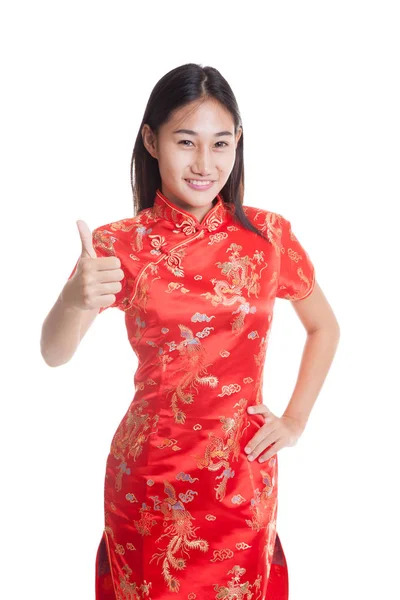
[1,1,399,598]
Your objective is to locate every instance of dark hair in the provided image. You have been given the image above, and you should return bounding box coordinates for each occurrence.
[130,62,268,241]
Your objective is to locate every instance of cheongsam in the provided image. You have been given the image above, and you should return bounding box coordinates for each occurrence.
[67,188,315,599]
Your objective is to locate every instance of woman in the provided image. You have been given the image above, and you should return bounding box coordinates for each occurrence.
[41,63,340,599]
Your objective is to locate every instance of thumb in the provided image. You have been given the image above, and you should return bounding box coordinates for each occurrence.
[77,219,97,259]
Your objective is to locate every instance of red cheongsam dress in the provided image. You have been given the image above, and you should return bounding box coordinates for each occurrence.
[67,188,316,599]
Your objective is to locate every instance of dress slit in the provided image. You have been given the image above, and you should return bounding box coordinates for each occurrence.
[265,532,289,599]
[95,530,117,600]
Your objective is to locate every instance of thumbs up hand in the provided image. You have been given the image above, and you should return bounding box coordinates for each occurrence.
[78,219,98,259]
[62,220,125,311]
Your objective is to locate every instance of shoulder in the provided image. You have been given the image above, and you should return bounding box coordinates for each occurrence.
[92,210,156,243]
[90,216,144,260]
[242,204,288,240]
[93,213,150,235]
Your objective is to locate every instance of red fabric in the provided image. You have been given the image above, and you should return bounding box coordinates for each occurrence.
[68,189,315,598]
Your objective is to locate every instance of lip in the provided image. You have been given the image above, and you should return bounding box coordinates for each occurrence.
[185,179,215,182]
[185,178,215,191]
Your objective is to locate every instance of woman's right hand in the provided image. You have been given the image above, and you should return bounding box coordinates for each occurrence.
[61,220,125,311]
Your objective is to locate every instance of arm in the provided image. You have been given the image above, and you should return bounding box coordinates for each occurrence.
[40,287,100,368]
[282,280,340,431]
[40,219,125,368]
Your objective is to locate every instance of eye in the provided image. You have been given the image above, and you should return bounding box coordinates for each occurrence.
[178,140,229,148]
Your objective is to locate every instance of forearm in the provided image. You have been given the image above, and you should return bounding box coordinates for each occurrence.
[40,284,85,367]
[282,327,340,430]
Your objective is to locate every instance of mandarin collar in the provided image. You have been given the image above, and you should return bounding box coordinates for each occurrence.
[153,188,228,235]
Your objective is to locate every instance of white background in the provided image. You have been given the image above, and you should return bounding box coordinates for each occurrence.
[1,1,399,598]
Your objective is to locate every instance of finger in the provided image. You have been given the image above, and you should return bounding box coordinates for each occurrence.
[247,404,273,416]
[77,219,97,259]
[245,427,280,460]
[258,439,285,463]
[245,415,280,453]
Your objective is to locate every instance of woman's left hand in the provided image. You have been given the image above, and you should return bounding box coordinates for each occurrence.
[244,404,305,463]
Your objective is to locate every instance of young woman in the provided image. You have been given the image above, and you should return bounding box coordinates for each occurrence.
[41,63,340,599]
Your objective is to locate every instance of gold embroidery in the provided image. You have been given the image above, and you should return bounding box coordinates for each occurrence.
[118,562,153,599]
[193,398,249,501]
[201,243,268,333]
[208,231,228,245]
[213,565,263,599]
[245,461,276,533]
[210,548,234,562]
[236,541,252,550]
[110,399,159,490]
[156,438,181,451]
[218,383,241,396]
[164,324,219,425]
[148,480,209,593]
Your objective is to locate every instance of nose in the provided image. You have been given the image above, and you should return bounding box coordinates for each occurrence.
[192,148,213,177]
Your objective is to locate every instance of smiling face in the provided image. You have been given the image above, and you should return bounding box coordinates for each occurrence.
[142,98,242,222]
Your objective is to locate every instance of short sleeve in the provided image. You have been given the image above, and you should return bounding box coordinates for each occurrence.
[67,226,130,313]
[275,215,316,301]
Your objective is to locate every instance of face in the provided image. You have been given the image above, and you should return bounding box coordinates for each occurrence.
[142,98,242,222]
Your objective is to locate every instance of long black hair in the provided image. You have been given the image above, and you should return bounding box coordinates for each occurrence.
[130,62,268,241]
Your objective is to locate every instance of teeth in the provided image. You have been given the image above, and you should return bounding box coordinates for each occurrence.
[187,179,212,186]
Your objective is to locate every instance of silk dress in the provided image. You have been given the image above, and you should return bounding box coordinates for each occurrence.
[68,188,315,599]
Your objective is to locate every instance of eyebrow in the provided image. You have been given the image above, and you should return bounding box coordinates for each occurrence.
[172,129,233,137]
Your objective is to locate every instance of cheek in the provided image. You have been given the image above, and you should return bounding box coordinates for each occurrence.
[216,150,236,173]
[227,149,237,169]
[159,149,186,176]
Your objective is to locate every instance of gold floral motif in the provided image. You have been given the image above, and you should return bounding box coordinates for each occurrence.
[134,504,158,537]
[134,262,161,313]
[148,233,168,253]
[153,189,229,234]
[166,282,185,292]
[110,399,159,490]
[201,243,268,334]
[118,561,153,599]
[210,548,234,562]
[115,543,125,555]
[213,564,263,599]
[243,206,279,249]
[245,461,276,533]
[236,541,252,550]
[231,494,246,505]
[164,245,190,277]
[148,480,210,593]
[126,542,136,551]
[217,383,241,397]
[156,437,181,451]
[287,246,302,263]
[193,398,250,501]
[164,324,219,425]
[172,214,198,236]
[208,231,228,245]
[129,224,153,253]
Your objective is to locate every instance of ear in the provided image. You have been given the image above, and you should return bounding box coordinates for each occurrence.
[142,124,158,159]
